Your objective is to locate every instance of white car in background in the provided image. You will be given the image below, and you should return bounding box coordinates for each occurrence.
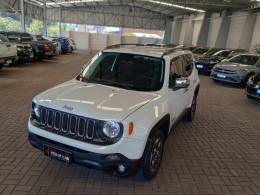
[0,34,17,68]
[28,44,200,180]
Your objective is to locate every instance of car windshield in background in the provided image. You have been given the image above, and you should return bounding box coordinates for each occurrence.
[80,52,165,91]
[21,36,33,42]
[193,48,208,54]
[214,51,232,58]
[205,48,222,56]
[229,55,259,65]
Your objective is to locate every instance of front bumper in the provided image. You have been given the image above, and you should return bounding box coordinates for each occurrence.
[195,63,216,73]
[246,85,260,100]
[29,132,141,176]
[210,71,244,84]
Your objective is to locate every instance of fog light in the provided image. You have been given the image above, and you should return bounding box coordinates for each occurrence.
[117,164,126,173]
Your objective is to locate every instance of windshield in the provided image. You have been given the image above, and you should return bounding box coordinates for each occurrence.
[214,50,232,58]
[229,55,259,65]
[79,52,165,91]
[204,48,222,56]
[193,48,208,55]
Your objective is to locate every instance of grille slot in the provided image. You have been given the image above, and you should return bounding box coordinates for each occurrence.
[214,68,236,74]
[38,107,97,141]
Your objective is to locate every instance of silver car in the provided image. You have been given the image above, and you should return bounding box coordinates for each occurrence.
[210,54,260,86]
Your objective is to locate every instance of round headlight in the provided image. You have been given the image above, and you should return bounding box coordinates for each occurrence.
[102,121,121,138]
[33,103,40,117]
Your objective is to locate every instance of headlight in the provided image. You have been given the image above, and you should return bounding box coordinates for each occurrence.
[32,102,40,117]
[102,121,121,138]
[247,77,254,85]
[17,47,22,51]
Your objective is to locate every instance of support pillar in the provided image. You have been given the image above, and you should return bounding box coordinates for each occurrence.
[20,0,25,32]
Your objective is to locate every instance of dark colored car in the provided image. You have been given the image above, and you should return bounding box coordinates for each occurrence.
[195,49,233,73]
[0,31,34,63]
[32,35,56,58]
[192,47,210,59]
[0,32,45,61]
[246,72,260,100]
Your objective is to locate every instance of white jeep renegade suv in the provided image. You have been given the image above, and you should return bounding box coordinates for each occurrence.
[28,44,200,180]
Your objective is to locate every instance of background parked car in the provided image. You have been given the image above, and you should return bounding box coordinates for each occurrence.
[68,38,76,52]
[32,35,56,58]
[192,47,210,59]
[43,36,62,55]
[0,34,17,67]
[195,49,233,73]
[0,32,45,61]
[53,37,71,53]
[246,72,260,100]
[211,54,260,86]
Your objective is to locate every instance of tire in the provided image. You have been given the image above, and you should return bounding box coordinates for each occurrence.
[138,130,165,181]
[186,94,197,122]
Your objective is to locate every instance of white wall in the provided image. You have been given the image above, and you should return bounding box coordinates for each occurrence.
[250,13,260,50]
[207,13,222,47]
[122,36,139,44]
[69,32,89,50]
[226,12,248,49]
[62,31,162,50]
[107,34,121,46]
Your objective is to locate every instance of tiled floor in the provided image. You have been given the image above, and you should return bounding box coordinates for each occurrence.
[0,51,260,195]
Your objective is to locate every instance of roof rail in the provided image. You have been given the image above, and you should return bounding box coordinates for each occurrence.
[105,43,178,49]
[105,43,189,57]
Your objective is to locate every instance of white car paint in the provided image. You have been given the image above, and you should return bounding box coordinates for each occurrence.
[28,46,200,160]
[0,35,17,66]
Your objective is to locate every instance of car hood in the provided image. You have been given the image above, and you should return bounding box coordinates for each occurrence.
[34,80,160,121]
[215,61,253,71]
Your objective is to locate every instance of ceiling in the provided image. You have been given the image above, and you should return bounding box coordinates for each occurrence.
[26,0,256,17]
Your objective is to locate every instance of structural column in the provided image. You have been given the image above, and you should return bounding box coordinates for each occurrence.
[59,7,62,36]
[43,0,47,36]
[20,0,25,32]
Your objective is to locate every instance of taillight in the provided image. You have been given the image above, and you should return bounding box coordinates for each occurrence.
[44,43,49,50]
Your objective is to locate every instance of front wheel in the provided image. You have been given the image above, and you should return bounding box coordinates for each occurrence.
[139,130,165,180]
[186,95,197,122]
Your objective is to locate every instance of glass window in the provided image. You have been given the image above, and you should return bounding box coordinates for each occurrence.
[183,54,194,76]
[80,52,165,91]
[169,56,185,88]
[193,48,209,55]
[229,55,259,65]
[214,50,232,58]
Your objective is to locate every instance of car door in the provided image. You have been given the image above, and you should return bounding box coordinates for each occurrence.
[168,55,187,125]
[0,35,8,60]
[183,54,196,107]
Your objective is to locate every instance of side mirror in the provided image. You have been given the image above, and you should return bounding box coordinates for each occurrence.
[173,78,190,90]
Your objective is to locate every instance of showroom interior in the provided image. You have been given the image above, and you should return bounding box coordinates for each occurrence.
[0,0,260,194]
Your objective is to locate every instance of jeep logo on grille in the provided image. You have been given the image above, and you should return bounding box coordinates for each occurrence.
[63,105,73,111]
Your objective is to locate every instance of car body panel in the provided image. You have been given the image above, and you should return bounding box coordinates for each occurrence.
[28,45,200,163]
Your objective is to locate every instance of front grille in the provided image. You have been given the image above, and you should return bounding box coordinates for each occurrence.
[33,106,103,143]
[214,68,236,75]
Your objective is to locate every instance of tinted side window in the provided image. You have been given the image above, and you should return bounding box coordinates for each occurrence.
[169,56,185,88]
[183,54,193,76]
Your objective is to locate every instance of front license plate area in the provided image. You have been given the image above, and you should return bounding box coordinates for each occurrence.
[196,64,204,69]
[257,89,260,94]
[44,145,72,163]
[217,73,226,79]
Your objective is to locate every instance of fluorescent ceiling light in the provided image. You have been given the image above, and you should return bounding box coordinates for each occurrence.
[146,0,205,13]
[45,0,105,5]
